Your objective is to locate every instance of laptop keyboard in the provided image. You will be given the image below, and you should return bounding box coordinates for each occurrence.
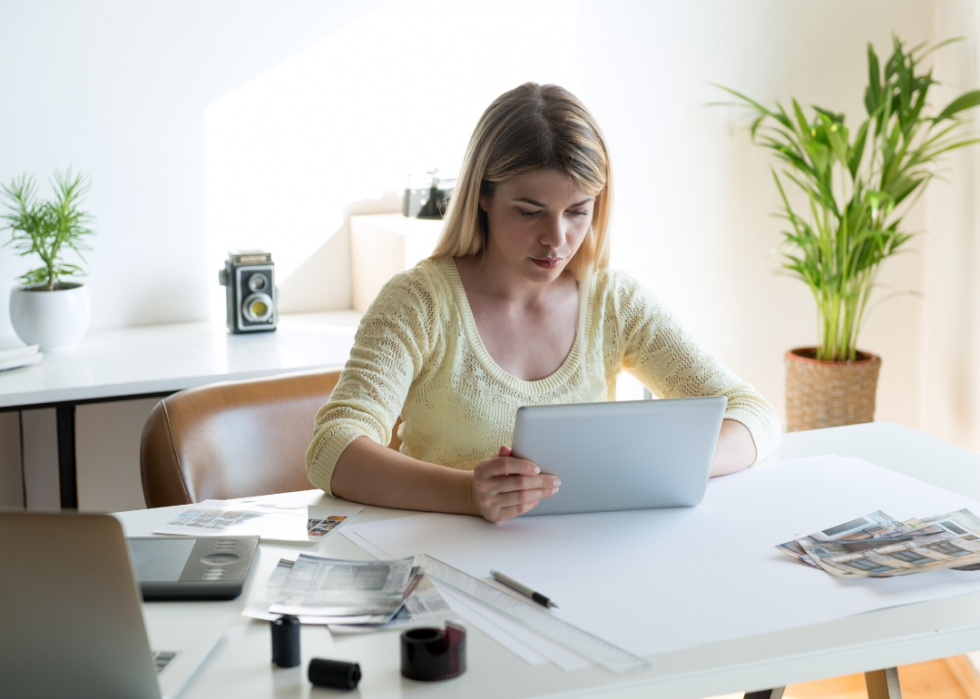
[152,651,178,674]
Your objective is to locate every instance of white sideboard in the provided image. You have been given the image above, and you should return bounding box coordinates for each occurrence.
[0,311,361,512]
[349,213,444,312]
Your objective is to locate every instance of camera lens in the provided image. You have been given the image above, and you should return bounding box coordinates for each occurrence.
[242,293,274,322]
[248,274,268,292]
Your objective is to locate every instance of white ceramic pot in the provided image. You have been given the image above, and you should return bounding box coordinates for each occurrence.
[9,283,91,352]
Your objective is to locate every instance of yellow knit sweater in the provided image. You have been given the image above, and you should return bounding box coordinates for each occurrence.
[307,257,780,496]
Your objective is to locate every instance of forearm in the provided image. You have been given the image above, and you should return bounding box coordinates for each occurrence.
[330,436,479,515]
[710,419,757,477]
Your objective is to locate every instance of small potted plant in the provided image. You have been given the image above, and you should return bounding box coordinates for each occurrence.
[718,36,980,431]
[2,169,95,351]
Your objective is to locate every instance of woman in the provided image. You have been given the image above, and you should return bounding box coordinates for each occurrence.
[306,83,780,522]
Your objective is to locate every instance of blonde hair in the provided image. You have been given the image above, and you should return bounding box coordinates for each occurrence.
[431,83,612,278]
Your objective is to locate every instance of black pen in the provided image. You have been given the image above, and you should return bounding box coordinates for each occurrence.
[490,570,559,609]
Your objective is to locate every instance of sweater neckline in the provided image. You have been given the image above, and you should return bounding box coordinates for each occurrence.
[439,256,594,394]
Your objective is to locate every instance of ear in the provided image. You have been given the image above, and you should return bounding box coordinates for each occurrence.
[478,191,490,213]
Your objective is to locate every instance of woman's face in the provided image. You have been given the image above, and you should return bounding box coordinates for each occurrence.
[478,169,595,285]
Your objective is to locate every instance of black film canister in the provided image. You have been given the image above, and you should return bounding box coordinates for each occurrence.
[308,658,362,690]
[271,614,301,667]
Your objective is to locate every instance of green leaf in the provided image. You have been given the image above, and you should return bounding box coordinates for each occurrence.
[826,122,849,167]
[848,120,870,179]
[792,99,811,138]
[709,83,792,129]
[866,43,881,115]
[936,90,980,121]
[0,168,94,289]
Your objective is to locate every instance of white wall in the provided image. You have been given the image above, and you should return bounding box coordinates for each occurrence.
[0,0,386,336]
[578,0,940,432]
[203,0,578,318]
[3,0,980,459]
[923,0,980,450]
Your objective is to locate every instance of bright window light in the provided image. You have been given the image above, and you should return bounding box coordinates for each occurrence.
[205,0,578,319]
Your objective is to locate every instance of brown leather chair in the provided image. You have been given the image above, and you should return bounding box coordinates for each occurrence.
[140,369,402,508]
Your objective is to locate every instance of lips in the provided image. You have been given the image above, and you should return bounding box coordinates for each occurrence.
[532,258,562,269]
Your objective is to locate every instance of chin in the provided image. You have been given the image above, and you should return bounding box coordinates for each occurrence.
[524,265,565,283]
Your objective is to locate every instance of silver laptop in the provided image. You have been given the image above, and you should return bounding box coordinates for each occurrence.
[512,396,727,516]
[0,512,230,699]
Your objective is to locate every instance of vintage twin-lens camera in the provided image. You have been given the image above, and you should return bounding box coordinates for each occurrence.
[218,251,277,334]
[403,169,455,219]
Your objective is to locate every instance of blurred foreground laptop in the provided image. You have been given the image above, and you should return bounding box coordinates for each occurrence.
[512,395,727,516]
[0,512,230,699]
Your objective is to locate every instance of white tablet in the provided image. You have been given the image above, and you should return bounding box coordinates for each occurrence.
[511,396,727,516]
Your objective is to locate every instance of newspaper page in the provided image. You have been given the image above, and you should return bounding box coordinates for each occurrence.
[268,554,418,618]
[152,499,361,543]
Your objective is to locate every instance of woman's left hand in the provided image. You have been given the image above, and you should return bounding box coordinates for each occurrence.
[470,446,560,522]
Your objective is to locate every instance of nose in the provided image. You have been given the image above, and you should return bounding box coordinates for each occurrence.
[539,214,568,250]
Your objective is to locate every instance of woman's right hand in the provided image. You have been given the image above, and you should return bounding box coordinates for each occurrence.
[471,446,560,522]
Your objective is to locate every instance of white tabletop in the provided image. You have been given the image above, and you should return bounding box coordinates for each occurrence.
[0,311,360,409]
[115,422,980,699]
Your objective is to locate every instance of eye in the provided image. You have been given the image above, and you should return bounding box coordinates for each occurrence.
[569,209,590,217]
[517,208,540,219]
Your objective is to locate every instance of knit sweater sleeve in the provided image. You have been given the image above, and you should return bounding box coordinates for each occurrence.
[305,267,435,496]
[610,271,781,464]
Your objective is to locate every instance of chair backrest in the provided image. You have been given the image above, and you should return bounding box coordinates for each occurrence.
[140,369,400,508]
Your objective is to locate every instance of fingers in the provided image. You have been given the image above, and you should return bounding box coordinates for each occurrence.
[496,500,541,520]
[478,455,539,479]
[473,447,561,522]
[474,474,561,522]
[483,474,559,499]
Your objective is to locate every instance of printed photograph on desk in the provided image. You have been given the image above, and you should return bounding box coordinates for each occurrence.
[243,557,454,632]
[153,499,362,543]
[778,508,980,577]
[248,554,426,625]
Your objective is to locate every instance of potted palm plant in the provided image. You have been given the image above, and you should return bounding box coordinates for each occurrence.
[2,169,95,351]
[719,36,980,431]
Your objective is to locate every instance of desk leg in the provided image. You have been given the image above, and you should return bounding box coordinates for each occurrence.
[866,667,902,699]
[744,689,784,699]
[55,404,77,510]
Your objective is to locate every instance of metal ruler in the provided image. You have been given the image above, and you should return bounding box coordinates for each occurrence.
[420,554,650,675]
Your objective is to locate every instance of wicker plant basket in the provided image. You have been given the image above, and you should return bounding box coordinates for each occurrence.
[784,347,881,432]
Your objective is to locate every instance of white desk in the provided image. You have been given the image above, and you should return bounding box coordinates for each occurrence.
[0,312,359,508]
[116,422,980,699]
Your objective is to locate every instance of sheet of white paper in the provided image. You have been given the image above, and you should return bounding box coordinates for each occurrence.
[0,344,38,362]
[154,500,361,543]
[341,456,980,658]
[345,529,394,559]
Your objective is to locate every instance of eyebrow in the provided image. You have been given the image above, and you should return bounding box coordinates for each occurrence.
[512,196,595,208]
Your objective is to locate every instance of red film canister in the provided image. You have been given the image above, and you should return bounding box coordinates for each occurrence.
[400,623,466,681]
